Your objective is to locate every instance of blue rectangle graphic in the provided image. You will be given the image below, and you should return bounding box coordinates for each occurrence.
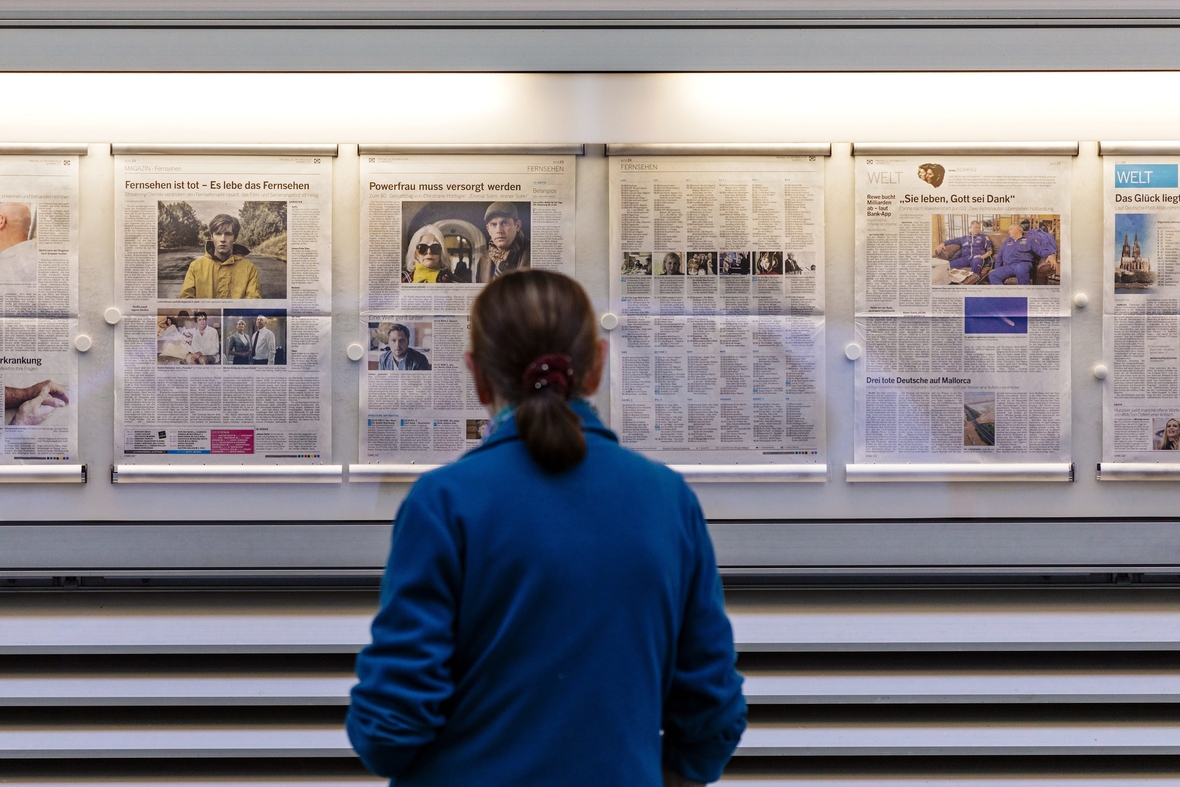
[1115,164,1179,188]
[964,296,1029,335]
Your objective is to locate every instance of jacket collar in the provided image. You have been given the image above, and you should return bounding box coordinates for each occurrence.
[205,241,251,261]
[471,399,616,457]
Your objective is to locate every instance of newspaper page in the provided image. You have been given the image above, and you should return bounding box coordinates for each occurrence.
[0,155,79,464]
[607,155,826,465]
[1101,155,1180,462]
[114,154,332,464]
[360,154,576,463]
[854,155,1071,464]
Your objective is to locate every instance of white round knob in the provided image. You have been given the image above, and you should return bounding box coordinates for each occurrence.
[346,343,365,361]
[844,343,863,361]
[1093,364,1109,380]
[73,334,92,352]
[103,307,122,325]
[600,312,619,331]
[1073,292,1090,308]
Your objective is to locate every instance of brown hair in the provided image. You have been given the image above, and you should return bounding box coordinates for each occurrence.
[470,270,598,473]
[208,214,241,238]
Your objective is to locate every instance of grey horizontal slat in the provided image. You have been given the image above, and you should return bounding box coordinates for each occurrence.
[726,589,1180,652]
[12,519,1180,574]
[735,723,1180,756]
[11,27,1180,72]
[7,2,1180,23]
[0,779,1175,787]
[0,783,381,787]
[8,671,1180,706]
[706,520,1180,571]
[12,589,1180,653]
[15,719,1180,760]
[0,676,356,706]
[0,592,375,654]
[0,523,392,571]
[0,727,352,758]
[715,780,1180,786]
[742,672,1180,704]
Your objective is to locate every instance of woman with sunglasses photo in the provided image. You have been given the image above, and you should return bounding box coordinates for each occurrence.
[403,223,469,283]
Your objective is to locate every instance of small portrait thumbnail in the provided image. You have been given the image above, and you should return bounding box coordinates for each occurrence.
[1154,417,1180,450]
[963,391,996,447]
[622,252,652,275]
[755,251,783,275]
[224,308,287,366]
[785,252,807,274]
[963,296,1028,335]
[656,252,684,275]
[1114,213,1155,293]
[369,320,432,371]
[0,201,37,283]
[686,252,717,276]
[157,308,223,365]
[719,252,750,275]
[157,200,287,300]
[400,200,532,284]
[467,418,490,441]
[918,163,945,188]
[3,371,69,427]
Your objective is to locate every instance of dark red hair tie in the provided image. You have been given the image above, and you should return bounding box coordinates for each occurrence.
[522,354,574,399]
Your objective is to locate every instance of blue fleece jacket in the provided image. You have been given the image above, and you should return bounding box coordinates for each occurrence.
[347,401,746,785]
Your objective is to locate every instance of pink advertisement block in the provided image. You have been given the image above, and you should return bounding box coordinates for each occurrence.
[210,429,255,454]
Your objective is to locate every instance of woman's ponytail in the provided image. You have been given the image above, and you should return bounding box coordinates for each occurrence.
[469,271,598,474]
[516,391,586,473]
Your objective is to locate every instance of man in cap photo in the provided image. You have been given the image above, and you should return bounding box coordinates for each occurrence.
[475,201,530,283]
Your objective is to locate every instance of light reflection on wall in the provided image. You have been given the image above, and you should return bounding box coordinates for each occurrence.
[2,71,1179,142]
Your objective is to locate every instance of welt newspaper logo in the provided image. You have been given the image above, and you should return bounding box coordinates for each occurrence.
[1115,164,1179,188]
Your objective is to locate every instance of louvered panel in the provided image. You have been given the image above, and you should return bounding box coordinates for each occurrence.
[6,587,1180,782]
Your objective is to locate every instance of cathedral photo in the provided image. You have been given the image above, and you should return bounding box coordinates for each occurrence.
[1114,213,1155,292]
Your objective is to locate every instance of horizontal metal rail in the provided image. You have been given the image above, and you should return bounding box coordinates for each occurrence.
[852,142,1079,157]
[0,465,85,484]
[112,465,343,484]
[0,144,88,156]
[606,143,831,157]
[111,144,339,157]
[358,144,583,155]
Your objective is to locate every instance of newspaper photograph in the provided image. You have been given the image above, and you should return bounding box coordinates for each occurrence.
[608,155,826,464]
[360,154,576,463]
[1101,156,1180,462]
[114,154,332,464]
[0,155,79,464]
[854,155,1072,464]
